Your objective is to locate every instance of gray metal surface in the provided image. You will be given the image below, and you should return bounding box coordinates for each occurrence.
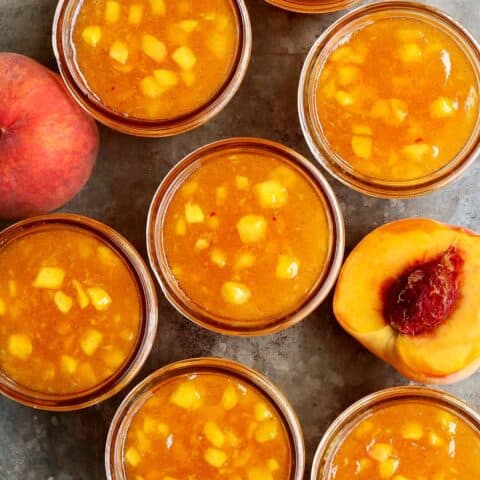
[0,0,479,478]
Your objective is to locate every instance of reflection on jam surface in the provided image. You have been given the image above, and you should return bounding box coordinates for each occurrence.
[327,401,480,480]
[163,151,330,324]
[0,227,141,394]
[316,17,479,181]
[123,372,292,480]
[72,0,238,119]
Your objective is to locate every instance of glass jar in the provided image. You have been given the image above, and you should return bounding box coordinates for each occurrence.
[298,1,480,198]
[311,386,480,479]
[146,137,345,336]
[105,357,305,480]
[52,0,252,137]
[0,213,158,411]
[265,0,361,14]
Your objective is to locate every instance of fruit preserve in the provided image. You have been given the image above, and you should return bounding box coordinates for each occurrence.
[157,142,333,330]
[325,401,480,480]
[123,371,291,480]
[315,16,479,181]
[0,222,142,395]
[72,0,238,119]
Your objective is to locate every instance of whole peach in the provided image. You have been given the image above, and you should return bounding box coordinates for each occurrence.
[0,53,99,219]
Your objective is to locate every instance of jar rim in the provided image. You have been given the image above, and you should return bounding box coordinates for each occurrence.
[52,0,252,137]
[265,0,362,15]
[0,213,158,411]
[310,386,480,480]
[105,357,305,480]
[146,137,345,336]
[298,0,480,198]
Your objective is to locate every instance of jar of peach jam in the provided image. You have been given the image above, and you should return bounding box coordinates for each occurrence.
[52,0,252,136]
[105,357,305,480]
[299,1,480,197]
[147,137,345,336]
[0,214,157,410]
[311,387,480,480]
[265,0,361,14]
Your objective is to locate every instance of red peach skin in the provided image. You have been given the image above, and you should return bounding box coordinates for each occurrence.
[0,53,99,219]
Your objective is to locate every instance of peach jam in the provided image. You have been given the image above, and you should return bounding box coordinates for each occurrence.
[72,0,238,119]
[316,17,479,181]
[162,149,331,325]
[326,401,480,479]
[0,225,141,394]
[123,372,291,480]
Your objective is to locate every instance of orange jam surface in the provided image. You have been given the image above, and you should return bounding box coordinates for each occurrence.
[316,17,479,181]
[162,151,331,324]
[327,402,480,480]
[0,227,141,394]
[123,372,291,480]
[72,0,238,119]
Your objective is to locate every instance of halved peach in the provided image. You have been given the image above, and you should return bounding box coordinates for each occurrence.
[334,218,480,384]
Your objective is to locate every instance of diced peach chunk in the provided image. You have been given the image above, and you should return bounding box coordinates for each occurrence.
[128,4,144,25]
[0,298,5,316]
[110,41,129,64]
[125,446,141,467]
[210,248,227,268]
[54,290,73,314]
[172,46,197,70]
[185,203,205,224]
[352,136,372,159]
[77,362,96,384]
[140,76,163,99]
[72,280,89,309]
[336,90,355,107]
[105,1,121,23]
[221,281,251,305]
[175,218,187,236]
[378,458,399,479]
[142,34,167,63]
[234,251,256,270]
[204,448,227,468]
[181,181,198,196]
[222,385,239,410]
[254,180,287,209]
[237,215,267,243]
[178,19,198,32]
[169,381,201,409]
[275,255,299,280]
[255,420,278,443]
[80,329,103,356]
[401,143,431,162]
[153,69,178,89]
[97,246,121,267]
[195,237,210,251]
[82,26,102,47]
[33,267,65,289]
[428,431,444,447]
[103,349,124,368]
[430,96,458,118]
[401,422,423,440]
[396,29,424,42]
[390,98,408,123]
[352,124,372,136]
[235,175,250,191]
[61,354,78,375]
[398,43,423,63]
[267,458,280,471]
[203,421,225,448]
[150,0,166,15]
[207,33,228,59]
[158,423,169,435]
[8,334,32,360]
[356,458,373,473]
[87,287,112,311]
[181,70,196,86]
[254,402,273,421]
[215,186,227,205]
[330,46,365,64]
[368,443,393,462]
[269,166,297,188]
[247,468,273,480]
[336,65,360,86]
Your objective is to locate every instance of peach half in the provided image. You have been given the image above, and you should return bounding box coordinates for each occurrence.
[334,218,480,384]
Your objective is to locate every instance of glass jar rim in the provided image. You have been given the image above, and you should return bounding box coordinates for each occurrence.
[265,0,362,15]
[52,0,252,137]
[146,137,345,336]
[0,213,158,411]
[298,0,480,198]
[105,357,305,480]
[310,386,480,480]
